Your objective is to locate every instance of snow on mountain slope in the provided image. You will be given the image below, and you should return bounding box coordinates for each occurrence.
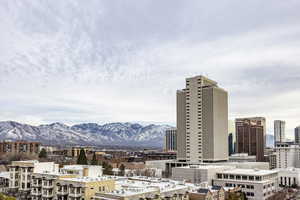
[0,121,172,147]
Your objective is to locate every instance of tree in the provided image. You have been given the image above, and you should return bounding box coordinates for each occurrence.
[77,148,88,165]
[0,193,16,200]
[90,153,98,165]
[118,164,125,176]
[38,148,47,159]
[102,161,113,175]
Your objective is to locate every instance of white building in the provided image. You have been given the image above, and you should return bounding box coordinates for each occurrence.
[60,165,103,177]
[275,142,300,168]
[274,120,285,144]
[278,168,300,187]
[172,165,233,184]
[93,177,193,200]
[214,169,279,200]
[229,153,256,162]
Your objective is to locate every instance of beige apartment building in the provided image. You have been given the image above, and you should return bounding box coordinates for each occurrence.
[176,75,228,163]
[56,177,115,200]
[8,160,59,199]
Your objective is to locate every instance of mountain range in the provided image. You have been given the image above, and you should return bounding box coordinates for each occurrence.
[0,121,172,148]
[0,121,276,148]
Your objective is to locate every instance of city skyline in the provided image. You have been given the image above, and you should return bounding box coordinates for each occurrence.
[1,1,300,138]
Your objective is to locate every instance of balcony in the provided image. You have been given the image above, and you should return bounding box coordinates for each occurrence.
[31,189,42,196]
[42,192,54,198]
[57,189,68,195]
[32,181,42,187]
[69,190,82,198]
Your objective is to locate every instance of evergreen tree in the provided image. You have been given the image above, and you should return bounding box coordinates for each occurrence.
[102,161,113,175]
[77,148,88,165]
[118,164,125,176]
[90,153,98,165]
[38,148,47,159]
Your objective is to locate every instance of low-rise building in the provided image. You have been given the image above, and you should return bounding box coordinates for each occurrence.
[56,176,115,200]
[189,185,226,200]
[172,165,233,184]
[93,177,192,200]
[8,160,59,199]
[31,172,78,200]
[0,141,40,158]
[61,165,103,177]
[278,168,300,188]
[229,153,256,162]
[0,172,9,193]
[214,168,279,200]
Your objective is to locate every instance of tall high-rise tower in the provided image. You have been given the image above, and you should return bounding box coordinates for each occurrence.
[235,117,266,162]
[164,129,177,152]
[176,75,228,163]
[274,120,285,145]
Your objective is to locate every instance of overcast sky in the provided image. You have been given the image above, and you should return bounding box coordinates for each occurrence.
[0,0,300,137]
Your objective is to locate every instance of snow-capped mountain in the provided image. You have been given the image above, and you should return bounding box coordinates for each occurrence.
[0,121,172,147]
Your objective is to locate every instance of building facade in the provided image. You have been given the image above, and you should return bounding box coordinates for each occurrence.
[164,129,177,152]
[214,169,279,200]
[235,117,266,162]
[176,75,228,163]
[8,160,59,199]
[295,126,300,145]
[0,141,40,158]
[275,142,300,168]
[228,133,234,156]
[172,165,233,184]
[274,120,285,145]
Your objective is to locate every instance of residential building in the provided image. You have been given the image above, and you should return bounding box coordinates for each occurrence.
[176,75,228,163]
[295,126,300,145]
[31,172,77,200]
[172,165,233,184]
[275,142,300,168]
[164,128,177,152]
[235,117,266,162]
[56,176,115,200]
[68,146,92,157]
[0,172,9,193]
[0,141,40,157]
[189,185,226,200]
[8,160,58,199]
[228,133,234,156]
[214,168,279,200]
[274,120,286,145]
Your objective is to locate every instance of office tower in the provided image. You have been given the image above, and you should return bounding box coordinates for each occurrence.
[165,129,177,152]
[274,120,286,145]
[235,117,266,162]
[176,75,228,163]
[228,133,234,156]
[295,126,300,144]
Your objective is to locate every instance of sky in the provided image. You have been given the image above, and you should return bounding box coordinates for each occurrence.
[0,0,300,138]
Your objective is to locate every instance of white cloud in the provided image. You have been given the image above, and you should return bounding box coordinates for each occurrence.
[0,0,300,138]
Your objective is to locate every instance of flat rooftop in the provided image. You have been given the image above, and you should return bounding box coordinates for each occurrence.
[220,169,278,176]
[59,176,116,183]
